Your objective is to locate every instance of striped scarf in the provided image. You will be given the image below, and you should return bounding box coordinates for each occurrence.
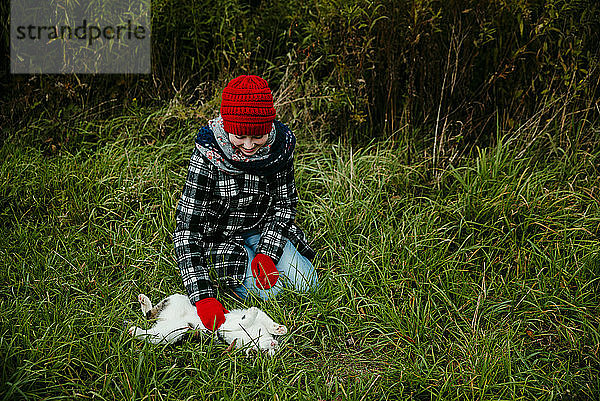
[195,116,295,176]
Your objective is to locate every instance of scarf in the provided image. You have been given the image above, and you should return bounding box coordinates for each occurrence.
[195,116,295,176]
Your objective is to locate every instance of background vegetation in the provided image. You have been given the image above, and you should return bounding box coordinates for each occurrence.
[2,0,599,153]
[1,0,600,399]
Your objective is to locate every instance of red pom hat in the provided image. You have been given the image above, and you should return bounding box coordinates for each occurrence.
[220,75,276,136]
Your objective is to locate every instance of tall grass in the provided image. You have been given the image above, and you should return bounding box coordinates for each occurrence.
[1,107,599,400]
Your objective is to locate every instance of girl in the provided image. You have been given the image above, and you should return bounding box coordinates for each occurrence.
[173,75,317,331]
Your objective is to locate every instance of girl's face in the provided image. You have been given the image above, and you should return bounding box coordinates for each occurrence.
[228,133,269,156]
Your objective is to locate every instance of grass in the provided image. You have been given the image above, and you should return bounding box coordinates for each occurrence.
[1,108,600,400]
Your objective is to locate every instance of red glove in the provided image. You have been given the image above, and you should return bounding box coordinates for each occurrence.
[195,298,228,331]
[251,253,279,289]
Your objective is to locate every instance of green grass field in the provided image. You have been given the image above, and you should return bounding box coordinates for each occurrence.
[1,110,599,400]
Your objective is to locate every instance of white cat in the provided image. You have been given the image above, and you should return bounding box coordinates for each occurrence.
[127,294,287,356]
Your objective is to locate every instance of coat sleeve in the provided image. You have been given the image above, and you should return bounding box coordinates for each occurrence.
[255,161,298,264]
[173,148,220,302]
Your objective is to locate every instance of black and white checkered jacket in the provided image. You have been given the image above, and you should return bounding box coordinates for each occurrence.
[173,131,315,303]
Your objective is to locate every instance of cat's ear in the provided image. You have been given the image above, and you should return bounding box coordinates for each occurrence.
[241,308,259,326]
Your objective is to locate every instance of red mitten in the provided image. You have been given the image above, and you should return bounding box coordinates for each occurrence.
[251,253,279,289]
[195,298,228,331]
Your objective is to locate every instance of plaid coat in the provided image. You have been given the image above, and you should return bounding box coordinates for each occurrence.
[173,129,315,303]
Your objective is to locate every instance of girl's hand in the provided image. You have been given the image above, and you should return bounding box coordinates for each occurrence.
[195,298,228,331]
[251,254,279,289]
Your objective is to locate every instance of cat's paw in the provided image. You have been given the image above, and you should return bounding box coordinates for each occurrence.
[138,294,152,314]
[260,337,279,350]
[262,339,279,356]
[271,324,287,335]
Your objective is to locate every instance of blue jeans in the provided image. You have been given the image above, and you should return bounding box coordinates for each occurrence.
[232,232,318,301]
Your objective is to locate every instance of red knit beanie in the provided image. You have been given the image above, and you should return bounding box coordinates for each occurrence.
[220,75,276,136]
